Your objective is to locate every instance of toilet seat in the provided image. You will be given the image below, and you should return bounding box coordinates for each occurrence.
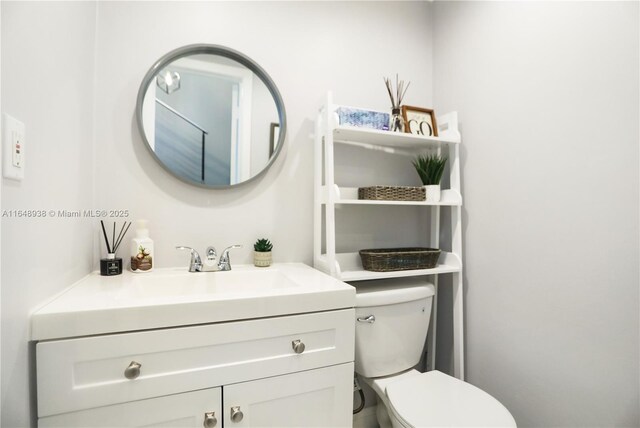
[385,371,516,427]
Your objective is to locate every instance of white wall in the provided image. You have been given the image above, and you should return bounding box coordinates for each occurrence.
[433,2,639,427]
[93,1,434,269]
[1,2,97,427]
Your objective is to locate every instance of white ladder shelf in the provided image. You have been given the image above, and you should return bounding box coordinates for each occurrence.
[313,92,465,380]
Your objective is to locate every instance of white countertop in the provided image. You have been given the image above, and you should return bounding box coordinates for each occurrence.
[31,263,355,341]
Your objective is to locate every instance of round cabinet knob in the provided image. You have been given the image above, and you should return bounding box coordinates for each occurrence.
[230,406,243,423]
[292,339,305,354]
[124,361,142,379]
[203,412,217,428]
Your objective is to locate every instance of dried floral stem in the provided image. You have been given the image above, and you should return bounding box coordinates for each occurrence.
[384,74,411,109]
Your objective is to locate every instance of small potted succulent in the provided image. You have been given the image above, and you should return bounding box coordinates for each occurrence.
[412,154,447,202]
[253,238,273,267]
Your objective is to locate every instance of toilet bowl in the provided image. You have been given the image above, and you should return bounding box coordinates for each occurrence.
[354,278,516,428]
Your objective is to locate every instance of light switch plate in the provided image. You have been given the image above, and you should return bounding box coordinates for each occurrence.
[3,113,25,181]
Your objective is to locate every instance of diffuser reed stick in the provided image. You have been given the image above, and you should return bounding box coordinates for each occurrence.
[100,220,131,256]
[112,222,132,254]
[383,74,410,109]
[100,220,112,254]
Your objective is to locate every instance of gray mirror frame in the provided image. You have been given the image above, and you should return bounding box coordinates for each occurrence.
[135,44,287,188]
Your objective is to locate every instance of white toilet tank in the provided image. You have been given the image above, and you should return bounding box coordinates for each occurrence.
[354,278,435,378]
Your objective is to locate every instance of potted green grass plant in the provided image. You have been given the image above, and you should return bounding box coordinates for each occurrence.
[412,154,447,202]
[253,238,273,267]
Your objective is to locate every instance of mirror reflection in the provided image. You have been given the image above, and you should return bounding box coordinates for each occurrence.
[137,46,285,187]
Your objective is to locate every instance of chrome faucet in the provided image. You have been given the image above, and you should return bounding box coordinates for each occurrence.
[176,244,242,272]
[175,246,202,272]
[218,245,242,271]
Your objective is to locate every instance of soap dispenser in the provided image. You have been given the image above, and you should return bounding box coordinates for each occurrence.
[130,219,154,272]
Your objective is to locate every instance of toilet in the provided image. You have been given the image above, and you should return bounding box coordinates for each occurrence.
[354,278,516,428]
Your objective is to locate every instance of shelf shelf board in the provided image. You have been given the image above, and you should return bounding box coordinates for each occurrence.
[324,187,462,207]
[340,264,461,282]
[316,252,462,282]
[333,125,460,153]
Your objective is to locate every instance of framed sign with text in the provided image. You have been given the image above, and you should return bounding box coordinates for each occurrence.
[402,106,438,137]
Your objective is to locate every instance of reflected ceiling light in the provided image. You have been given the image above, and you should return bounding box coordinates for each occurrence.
[156,70,180,94]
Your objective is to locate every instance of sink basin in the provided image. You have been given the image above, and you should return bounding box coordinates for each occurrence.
[31,263,355,340]
[124,268,301,299]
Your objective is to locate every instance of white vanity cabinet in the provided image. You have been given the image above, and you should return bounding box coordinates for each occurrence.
[32,264,356,428]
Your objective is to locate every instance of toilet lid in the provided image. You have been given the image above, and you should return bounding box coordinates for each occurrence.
[385,371,516,427]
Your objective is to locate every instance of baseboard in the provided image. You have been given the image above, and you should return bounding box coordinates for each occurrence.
[352,405,378,428]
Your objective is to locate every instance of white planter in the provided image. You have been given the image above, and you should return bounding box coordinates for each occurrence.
[424,184,441,203]
[254,251,272,267]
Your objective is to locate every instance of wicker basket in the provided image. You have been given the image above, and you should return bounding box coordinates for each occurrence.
[358,186,425,201]
[359,247,441,272]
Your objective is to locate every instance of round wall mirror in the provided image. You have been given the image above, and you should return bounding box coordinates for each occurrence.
[136,44,286,188]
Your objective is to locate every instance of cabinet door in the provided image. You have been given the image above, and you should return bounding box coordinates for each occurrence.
[223,363,353,427]
[39,387,221,428]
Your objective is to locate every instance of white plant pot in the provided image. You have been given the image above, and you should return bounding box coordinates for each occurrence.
[254,251,272,267]
[424,184,441,203]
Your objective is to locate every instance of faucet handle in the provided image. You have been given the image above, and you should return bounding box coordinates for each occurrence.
[175,246,202,272]
[218,245,242,271]
[221,244,242,258]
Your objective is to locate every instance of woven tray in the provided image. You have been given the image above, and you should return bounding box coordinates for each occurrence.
[358,186,425,201]
[359,247,441,272]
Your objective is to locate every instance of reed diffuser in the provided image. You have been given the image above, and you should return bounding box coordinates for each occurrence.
[384,74,410,132]
[100,220,131,276]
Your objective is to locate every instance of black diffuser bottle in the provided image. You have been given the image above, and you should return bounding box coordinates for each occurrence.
[100,220,131,276]
[100,253,123,276]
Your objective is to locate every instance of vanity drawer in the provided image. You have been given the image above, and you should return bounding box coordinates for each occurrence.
[37,308,355,417]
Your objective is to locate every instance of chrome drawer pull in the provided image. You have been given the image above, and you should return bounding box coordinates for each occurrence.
[291,339,305,354]
[203,411,217,428]
[124,361,142,379]
[357,315,376,323]
[230,406,243,423]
